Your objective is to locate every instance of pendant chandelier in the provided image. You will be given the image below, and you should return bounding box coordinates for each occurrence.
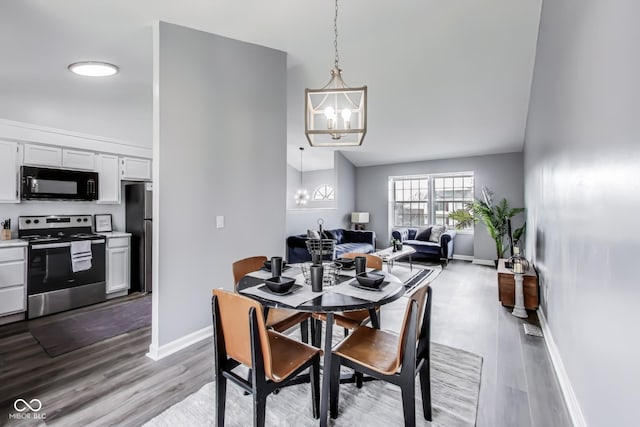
[305,0,367,147]
[295,147,310,206]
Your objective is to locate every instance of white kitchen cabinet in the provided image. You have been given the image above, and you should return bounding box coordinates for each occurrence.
[62,149,95,171]
[23,144,62,167]
[97,154,121,203]
[0,140,19,203]
[106,235,130,296]
[121,157,151,181]
[0,246,26,320]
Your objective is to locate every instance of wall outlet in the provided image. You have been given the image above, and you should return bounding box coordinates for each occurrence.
[216,216,224,228]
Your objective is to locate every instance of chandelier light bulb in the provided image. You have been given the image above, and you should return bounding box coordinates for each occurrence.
[341,108,352,128]
[324,106,336,129]
[324,106,335,118]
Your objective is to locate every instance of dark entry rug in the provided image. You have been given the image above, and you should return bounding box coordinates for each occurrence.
[29,296,152,357]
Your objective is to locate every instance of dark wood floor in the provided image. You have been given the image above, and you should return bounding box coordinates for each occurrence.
[0,261,571,426]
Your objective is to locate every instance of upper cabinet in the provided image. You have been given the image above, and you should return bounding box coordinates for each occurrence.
[23,144,62,167]
[121,157,151,181]
[23,144,96,171]
[97,154,121,204]
[0,140,19,203]
[62,149,96,171]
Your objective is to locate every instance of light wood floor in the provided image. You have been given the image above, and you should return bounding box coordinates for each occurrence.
[0,261,571,426]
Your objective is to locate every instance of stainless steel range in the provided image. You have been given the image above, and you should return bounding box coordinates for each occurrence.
[19,215,106,318]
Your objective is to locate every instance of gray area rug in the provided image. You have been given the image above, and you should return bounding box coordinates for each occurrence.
[29,296,152,357]
[144,342,482,427]
[391,263,442,285]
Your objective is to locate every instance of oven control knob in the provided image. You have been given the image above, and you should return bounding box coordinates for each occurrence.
[83,218,88,222]
[34,219,40,224]
[77,218,82,222]
[25,219,31,224]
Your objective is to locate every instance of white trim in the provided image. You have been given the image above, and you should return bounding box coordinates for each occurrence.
[537,308,587,427]
[0,118,152,159]
[452,254,474,261]
[150,20,161,359]
[146,325,213,361]
[472,259,495,266]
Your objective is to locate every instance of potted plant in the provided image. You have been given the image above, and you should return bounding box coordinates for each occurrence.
[448,186,525,265]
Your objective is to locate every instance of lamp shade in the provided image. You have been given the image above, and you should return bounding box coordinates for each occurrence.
[351,212,370,223]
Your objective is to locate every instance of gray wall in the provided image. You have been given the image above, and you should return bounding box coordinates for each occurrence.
[155,22,286,346]
[355,152,524,259]
[524,1,639,425]
[286,151,355,236]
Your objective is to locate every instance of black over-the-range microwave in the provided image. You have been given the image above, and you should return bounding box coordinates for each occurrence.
[20,166,99,201]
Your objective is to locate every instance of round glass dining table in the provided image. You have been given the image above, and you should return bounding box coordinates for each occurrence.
[237,266,406,427]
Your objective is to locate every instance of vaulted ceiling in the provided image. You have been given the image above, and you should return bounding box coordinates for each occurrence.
[0,0,542,169]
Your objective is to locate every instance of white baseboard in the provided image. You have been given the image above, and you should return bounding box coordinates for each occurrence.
[537,308,587,427]
[452,254,474,261]
[146,325,213,361]
[472,259,495,266]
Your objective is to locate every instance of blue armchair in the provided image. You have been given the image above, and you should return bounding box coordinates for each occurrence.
[392,227,456,264]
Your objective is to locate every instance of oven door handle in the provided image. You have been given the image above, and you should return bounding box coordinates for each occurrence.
[31,239,105,249]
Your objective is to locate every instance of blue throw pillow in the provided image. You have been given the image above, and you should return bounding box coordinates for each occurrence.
[415,227,432,241]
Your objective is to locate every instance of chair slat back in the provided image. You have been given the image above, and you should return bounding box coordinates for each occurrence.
[212,289,274,379]
[340,252,383,270]
[232,256,267,286]
[394,285,430,370]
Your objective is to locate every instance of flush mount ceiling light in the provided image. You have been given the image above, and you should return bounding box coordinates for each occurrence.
[295,147,310,206]
[305,0,367,147]
[68,61,119,77]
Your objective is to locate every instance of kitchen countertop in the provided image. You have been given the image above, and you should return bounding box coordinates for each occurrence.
[98,231,132,238]
[0,239,28,248]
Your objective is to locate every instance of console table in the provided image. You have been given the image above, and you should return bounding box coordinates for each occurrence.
[497,259,539,310]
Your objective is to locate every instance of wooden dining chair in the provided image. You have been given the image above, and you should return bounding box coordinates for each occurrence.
[232,256,310,343]
[212,289,321,427]
[329,285,433,425]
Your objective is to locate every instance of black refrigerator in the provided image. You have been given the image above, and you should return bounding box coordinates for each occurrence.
[125,183,153,293]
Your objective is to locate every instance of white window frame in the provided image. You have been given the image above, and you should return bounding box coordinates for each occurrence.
[388,171,475,234]
[312,184,335,201]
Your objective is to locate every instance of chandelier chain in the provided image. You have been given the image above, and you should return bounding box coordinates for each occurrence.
[333,0,339,69]
[299,147,304,186]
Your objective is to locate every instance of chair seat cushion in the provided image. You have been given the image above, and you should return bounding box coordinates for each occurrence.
[313,308,376,329]
[266,308,310,333]
[268,330,320,382]
[333,326,400,375]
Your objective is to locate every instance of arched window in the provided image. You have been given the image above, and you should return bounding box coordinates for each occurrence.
[313,184,335,201]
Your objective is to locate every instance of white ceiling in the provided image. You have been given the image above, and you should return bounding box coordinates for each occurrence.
[0,0,542,169]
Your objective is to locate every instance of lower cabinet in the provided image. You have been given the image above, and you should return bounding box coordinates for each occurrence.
[0,245,27,323]
[106,236,131,297]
